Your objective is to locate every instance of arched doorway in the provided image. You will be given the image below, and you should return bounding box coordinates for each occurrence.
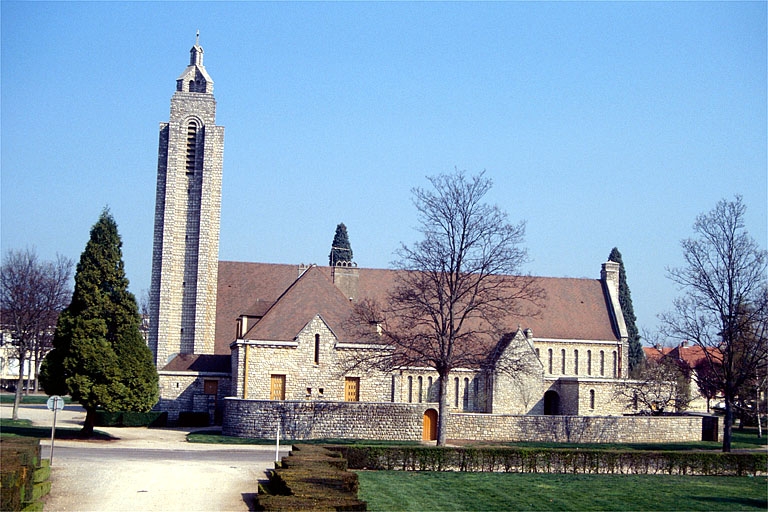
[422,409,438,441]
[544,390,560,415]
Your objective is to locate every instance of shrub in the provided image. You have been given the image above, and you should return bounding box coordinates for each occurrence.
[177,412,210,427]
[257,444,366,511]
[94,410,168,427]
[0,436,48,511]
[327,445,767,476]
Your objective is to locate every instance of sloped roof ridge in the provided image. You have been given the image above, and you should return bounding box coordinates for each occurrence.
[219,259,601,281]
[242,264,355,341]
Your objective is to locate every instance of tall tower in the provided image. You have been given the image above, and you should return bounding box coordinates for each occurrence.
[149,34,224,367]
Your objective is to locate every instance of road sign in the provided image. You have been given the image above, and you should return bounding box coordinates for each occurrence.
[47,395,64,411]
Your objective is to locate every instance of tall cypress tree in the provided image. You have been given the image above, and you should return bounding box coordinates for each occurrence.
[608,247,644,375]
[329,223,353,266]
[40,209,158,436]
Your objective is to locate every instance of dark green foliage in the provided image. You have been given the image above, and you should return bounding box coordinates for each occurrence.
[94,410,168,427]
[0,437,49,511]
[608,248,644,374]
[329,445,767,476]
[257,444,366,511]
[177,411,210,427]
[329,223,353,266]
[39,209,158,434]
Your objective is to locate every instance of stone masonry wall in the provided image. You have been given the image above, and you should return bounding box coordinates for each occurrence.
[223,399,426,440]
[223,398,710,443]
[447,413,707,443]
[234,316,392,402]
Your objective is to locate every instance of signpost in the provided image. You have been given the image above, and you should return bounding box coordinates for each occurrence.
[46,395,64,465]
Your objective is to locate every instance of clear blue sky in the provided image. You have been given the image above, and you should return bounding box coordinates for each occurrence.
[2,1,766,338]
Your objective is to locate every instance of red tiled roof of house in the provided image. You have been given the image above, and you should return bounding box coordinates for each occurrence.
[214,261,621,354]
[644,344,720,367]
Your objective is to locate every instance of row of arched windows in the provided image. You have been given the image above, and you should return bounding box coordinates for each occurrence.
[538,347,619,378]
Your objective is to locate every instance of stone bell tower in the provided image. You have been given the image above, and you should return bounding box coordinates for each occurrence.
[149,33,225,367]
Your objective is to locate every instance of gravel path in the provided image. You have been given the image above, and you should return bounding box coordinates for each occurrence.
[2,403,289,511]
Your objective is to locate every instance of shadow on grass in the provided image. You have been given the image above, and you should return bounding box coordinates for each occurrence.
[0,420,116,441]
[697,496,768,509]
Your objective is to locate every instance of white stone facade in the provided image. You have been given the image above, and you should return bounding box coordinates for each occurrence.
[149,39,224,368]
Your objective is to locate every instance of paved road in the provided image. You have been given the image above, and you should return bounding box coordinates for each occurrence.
[2,403,290,511]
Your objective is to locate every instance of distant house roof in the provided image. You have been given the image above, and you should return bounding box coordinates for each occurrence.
[644,344,720,368]
[214,261,621,355]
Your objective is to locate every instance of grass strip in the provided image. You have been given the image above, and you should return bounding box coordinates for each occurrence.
[357,471,768,511]
[0,419,115,441]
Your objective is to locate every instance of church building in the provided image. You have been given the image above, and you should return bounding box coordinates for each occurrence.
[149,37,638,438]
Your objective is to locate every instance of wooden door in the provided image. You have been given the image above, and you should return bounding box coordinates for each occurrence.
[422,409,438,441]
[204,379,218,395]
[344,377,360,402]
[270,375,286,400]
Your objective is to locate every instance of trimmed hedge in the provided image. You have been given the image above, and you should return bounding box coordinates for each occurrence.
[94,410,168,427]
[0,436,50,511]
[328,445,767,476]
[257,444,366,511]
[177,412,210,427]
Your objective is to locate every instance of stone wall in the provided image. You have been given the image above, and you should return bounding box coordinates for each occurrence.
[223,399,427,440]
[156,372,231,424]
[232,316,392,402]
[223,398,712,443]
[447,413,709,443]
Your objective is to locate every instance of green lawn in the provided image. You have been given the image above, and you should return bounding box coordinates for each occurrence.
[356,471,768,511]
[0,393,72,405]
[0,418,114,441]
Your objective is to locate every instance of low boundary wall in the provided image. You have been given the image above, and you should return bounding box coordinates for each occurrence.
[223,399,426,440]
[223,398,714,443]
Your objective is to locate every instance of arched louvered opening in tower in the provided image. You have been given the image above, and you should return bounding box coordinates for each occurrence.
[185,122,197,175]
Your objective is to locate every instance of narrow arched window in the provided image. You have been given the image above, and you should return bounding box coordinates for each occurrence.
[548,349,553,374]
[600,350,605,376]
[613,351,618,378]
[463,378,470,410]
[561,349,566,374]
[587,350,592,375]
[589,389,595,409]
[407,376,413,403]
[314,334,320,365]
[574,350,579,375]
[454,377,459,408]
[185,122,197,175]
[418,376,423,403]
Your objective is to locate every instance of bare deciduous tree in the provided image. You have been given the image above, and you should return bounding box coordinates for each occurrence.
[348,170,542,445]
[616,356,691,414]
[661,196,767,451]
[1,248,72,419]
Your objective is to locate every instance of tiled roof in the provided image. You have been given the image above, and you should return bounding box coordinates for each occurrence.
[214,261,621,354]
[161,353,230,373]
[243,265,356,342]
[643,344,719,367]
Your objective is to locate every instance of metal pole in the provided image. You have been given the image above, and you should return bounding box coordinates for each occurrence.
[49,397,59,465]
[275,420,281,464]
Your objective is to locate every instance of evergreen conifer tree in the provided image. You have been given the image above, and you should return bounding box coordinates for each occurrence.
[329,223,353,266]
[40,209,158,436]
[608,247,644,375]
